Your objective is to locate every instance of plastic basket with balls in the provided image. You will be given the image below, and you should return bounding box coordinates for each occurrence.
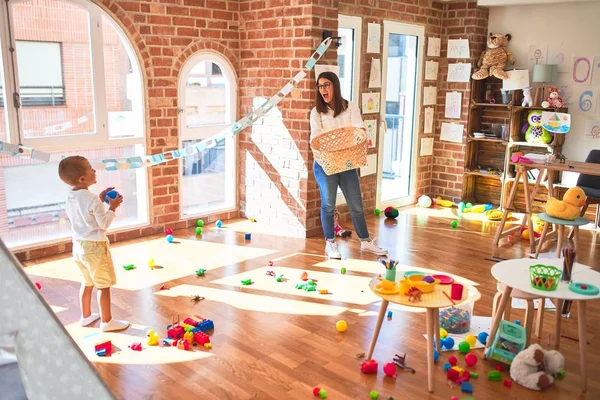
[310,127,367,175]
[529,264,561,291]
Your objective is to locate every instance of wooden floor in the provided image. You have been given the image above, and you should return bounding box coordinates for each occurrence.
[24,207,600,399]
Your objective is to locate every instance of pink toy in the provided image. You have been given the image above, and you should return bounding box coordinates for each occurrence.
[542,87,564,109]
[383,362,397,378]
[511,153,534,164]
[165,228,173,235]
[461,371,471,382]
[465,353,478,367]
[451,397,459,400]
[360,359,378,374]
[447,368,460,382]
[129,342,142,351]
[504,379,513,387]
[449,355,458,366]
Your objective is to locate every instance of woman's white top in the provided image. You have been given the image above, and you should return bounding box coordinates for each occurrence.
[309,102,365,144]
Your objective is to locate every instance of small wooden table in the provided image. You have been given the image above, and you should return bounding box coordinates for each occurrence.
[366,268,480,393]
[494,159,600,253]
[484,258,599,392]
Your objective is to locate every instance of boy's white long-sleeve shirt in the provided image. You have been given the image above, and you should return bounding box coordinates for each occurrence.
[309,102,365,143]
[65,189,115,242]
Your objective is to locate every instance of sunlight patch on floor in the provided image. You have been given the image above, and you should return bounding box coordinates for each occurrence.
[25,238,277,290]
[156,284,349,316]
[66,324,213,365]
[50,305,67,313]
[210,266,381,305]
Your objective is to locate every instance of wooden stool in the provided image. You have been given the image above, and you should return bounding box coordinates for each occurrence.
[492,283,546,347]
[534,213,588,259]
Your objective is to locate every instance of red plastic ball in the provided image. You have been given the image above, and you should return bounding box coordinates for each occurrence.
[447,368,459,381]
[383,362,397,377]
[451,396,459,400]
[448,355,458,366]
[313,387,321,396]
[35,282,41,290]
[465,353,478,367]
[504,379,512,388]
[495,364,503,372]
[165,228,173,235]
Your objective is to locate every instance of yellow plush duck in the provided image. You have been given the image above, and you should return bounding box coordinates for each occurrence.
[545,187,587,220]
[147,329,159,346]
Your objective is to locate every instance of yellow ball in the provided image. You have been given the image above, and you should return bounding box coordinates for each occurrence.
[522,229,530,240]
[440,328,448,339]
[465,334,477,347]
[336,320,348,332]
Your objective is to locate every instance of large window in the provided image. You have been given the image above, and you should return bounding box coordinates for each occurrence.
[0,0,147,249]
[179,54,236,218]
[338,15,362,103]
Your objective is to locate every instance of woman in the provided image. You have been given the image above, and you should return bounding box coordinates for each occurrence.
[310,71,387,259]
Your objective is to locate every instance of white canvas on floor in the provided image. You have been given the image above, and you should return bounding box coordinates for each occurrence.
[511,297,556,311]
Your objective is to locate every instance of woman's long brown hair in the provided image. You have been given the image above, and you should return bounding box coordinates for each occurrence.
[315,71,348,117]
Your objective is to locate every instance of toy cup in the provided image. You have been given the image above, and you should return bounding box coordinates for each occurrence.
[385,268,397,282]
[451,283,464,300]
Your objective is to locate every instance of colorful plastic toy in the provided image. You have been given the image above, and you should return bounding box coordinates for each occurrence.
[465,353,478,367]
[147,330,159,346]
[443,362,451,372]
[148,259,155,269]
[196,219,204,227]
[504,379,513,388]
[458,341,470,354]
[383,362,397,377]
[95,340,112,357]
[477,332,489,345]
[341,267,347,274]
[336,320,347,332]
[433,349,439,363]
[440,328,448,338]
[35,282,41,290]
[465,334,477,347]
[369,390,378,400]
[104,190,119,204]
[442,337,455,350]
[166,234,174,243]
[123,264,135,270]
[387,311,392,319]
[461,381,473,394]
[129,342,142,351]
[384,206,399,219]
[374,208,381,216]
[451,221,458,228]
[393,353,415,373]
[360,359,378,374]
[196,268,206,277]
[216,220,223,228]
[448,356,458,366]
[488,370,501,381]
[469,371,479,379]
[196,227,203,235]
[485,320,526,365]
[241,279,253,285]
[165,228,173,235]
[245,233,251,240]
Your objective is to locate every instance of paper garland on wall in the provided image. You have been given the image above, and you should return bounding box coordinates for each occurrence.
[367,23,381,54]
[427,37,441,57]
[424,107,434,134]
[584,120,600,138]
[447,63,472,83]
[420,137,433,156]
[368,59,381,88]
[447,39,470,59]
[364,119,377,148]
[0,37,336,171]
[425,61,439,81]
[362,93,380,114]
[423,87,437,106]
[445,92,462,119]
[440,122,464,143]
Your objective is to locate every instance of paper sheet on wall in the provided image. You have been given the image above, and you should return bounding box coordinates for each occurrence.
[572,55,593,84]
[424,107,434,134]
[528,43,547,70]
[423,86,437,106]
[440,122,463,143]
[447,39,470,59]
[584,119,600,138]
[364,119,377,147]
[444,92,462,119]
[427,37,441,57]
[314,64,339,81]
[541,111,571,134]
[420,137,434,156]
[447,63,471,83]
[368,58,381,88]
[367,23,381,53]
[425,60,439,81]
[502,69,530,91]
[362,92,380,114]
[548,42,571,73]
[572,86,598,113]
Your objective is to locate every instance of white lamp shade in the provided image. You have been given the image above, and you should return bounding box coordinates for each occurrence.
[532,64,558,83]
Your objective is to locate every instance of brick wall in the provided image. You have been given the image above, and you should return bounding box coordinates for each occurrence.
[429,0,489,202]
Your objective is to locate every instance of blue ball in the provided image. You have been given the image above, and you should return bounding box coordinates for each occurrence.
[477,332,489,345]
[104,190,118,204]
[514,320,521,326]
[216,220,223,228]
[442,337,455,350]
[434,349,439,363]
[166,234,174,243]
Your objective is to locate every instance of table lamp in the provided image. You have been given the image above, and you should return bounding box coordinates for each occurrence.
[532,64,557,107]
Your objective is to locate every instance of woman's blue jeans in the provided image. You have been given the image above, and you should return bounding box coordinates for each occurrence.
[313,162,370,241]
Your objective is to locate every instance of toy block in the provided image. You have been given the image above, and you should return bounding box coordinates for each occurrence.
[469,371,479,379]
[451,366,464,374]
[162,338,175,346]
[196,319,214,332]
[95,349,107,357]
[461,381,473,394]
[94,340,112,357]
[193,331,210,346]
[443,362,452,372]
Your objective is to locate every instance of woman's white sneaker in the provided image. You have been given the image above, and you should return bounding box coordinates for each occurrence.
[325,240,342,259]
[361,238,388,255]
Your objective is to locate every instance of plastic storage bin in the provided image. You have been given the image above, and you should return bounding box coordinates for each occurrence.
[440,301,473,334]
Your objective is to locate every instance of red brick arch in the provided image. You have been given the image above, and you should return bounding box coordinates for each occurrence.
[173,40,239,83]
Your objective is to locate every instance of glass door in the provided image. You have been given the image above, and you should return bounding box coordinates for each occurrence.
[377,21,424,207]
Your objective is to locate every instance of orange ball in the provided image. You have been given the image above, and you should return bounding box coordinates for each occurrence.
[522,229,530,240]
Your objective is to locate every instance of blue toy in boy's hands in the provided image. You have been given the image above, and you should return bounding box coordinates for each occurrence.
[104,190,119,204]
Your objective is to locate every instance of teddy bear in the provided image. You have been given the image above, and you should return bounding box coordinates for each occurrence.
[523,110,553,144]
[472,33,515,80]
[542,87,564,109]
[510,344,565,391]
[521,87,533,107]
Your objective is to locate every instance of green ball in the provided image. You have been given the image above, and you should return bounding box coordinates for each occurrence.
[369,390,378,400]
[458,341,470,354]
[318,388,327,399]
[195,227,203,235]
[451,221,458,228]
[196,219,204,227]
[466,202,473,208]
[374,208,381,216]
[341,267,347,274]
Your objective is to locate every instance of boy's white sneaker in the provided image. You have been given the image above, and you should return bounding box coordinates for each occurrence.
[101,319,130,332]
[361,238,388,255]
[325,240,342,259]
[80,313,100,326]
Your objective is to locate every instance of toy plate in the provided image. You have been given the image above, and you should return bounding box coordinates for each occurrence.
[404,271,425,278]
[375,287,400,295]
[568,282,600,296]
[432,274,454,285]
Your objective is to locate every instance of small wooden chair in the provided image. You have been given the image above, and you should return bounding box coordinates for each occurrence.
[492,283,546,347]
[534,213,588,258]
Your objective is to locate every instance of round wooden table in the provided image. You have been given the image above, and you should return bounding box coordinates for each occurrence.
[366,267,480,393]
[484,258,599,392]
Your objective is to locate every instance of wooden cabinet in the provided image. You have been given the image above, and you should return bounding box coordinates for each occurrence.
[463,77,567,210]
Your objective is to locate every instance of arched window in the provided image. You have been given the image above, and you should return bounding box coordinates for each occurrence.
[178,52,237,217]
[0,0,147,248]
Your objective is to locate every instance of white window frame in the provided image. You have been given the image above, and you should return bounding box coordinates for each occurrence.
[0,0,146,153]
[337,15,362,206]
[178,51,238,218]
